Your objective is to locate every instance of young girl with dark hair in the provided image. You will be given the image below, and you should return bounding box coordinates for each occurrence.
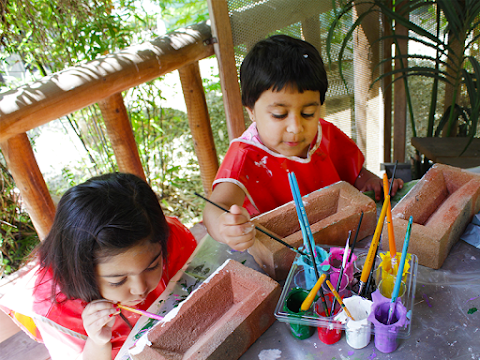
[0,173,197,359]
[203,34,403,252]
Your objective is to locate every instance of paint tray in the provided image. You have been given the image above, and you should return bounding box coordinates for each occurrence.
[274,248,418,339]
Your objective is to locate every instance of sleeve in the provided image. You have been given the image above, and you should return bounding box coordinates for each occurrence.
[320,119,365,185]
[164,217,198,280]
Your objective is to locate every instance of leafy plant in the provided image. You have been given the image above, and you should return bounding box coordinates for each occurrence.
[0,161,40,277]
[327,0,480,175]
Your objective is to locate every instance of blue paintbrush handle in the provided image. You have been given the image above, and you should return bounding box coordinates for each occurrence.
[391,215,413,303]
[289,172,317,257]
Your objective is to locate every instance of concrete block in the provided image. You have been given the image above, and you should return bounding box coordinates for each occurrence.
[388,164,480,269]
[248,181,377,280]
[129,259,280,360]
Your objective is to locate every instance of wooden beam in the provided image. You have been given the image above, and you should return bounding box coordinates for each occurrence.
[0,22,214,143]
[207,0,246,140]
[179,62,219,196]
[0,133,55,239]
[98,93,146,181]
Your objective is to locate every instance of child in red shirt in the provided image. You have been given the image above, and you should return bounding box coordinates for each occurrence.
[0,173,196,359]
[203,35,402,251]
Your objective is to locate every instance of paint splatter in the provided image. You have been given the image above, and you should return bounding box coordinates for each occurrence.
[368,348,377,360]
[466,295,480,303]
[467,307,478,314]
[258,349,281,360]
[348,350,355,356]
[423,294,432,308]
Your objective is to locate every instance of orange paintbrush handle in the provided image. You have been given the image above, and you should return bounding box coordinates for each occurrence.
[383,173,397,259]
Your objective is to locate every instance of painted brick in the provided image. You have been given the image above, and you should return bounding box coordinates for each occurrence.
[248,181,377,280]
[388,164,480,269]
[129,259,280,360]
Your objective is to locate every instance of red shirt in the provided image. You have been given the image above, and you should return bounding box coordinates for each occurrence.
[214,119,364,217]
[24,217,196,359]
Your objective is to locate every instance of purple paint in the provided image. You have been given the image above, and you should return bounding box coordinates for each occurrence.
[422,294,432,308]
[367,348,377,360]
[466,295,480,303]
[348,350,355,356]
[368,290,407,354]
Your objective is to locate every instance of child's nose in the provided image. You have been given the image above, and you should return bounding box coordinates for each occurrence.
[286,114,303,134]
[130,276,148,296]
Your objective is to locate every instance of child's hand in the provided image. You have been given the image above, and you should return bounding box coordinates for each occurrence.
[218,204,256,251]
[82,300,119,346]
[355,167,404,201]
[361,177,404,201]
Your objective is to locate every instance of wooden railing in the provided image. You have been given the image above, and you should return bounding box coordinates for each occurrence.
[0,22,219,240]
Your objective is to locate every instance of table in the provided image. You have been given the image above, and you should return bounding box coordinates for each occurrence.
[118,231,480,360]
[411,137,480,169]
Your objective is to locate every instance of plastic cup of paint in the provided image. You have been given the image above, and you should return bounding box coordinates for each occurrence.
[370,300,407,353]
[314,293,343,345]
[353,252,382,295]
[293,247,329,290]
[283,287,315,340]
[378,277,406,300]
[327,248,356,288]
[335,295,373,349]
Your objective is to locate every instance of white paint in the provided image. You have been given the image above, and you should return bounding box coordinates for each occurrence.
[128,334,152,355]
[160,259,232,326]
[335,295,373,349]
[258,349,282,360]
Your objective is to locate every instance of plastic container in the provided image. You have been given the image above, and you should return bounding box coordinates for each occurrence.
[274,247,418,341]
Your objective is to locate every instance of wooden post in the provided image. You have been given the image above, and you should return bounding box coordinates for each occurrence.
[207,0,246,140]
[393,2,409,163]
[98,93,146,181]
[0,133,55,240]
[179,62,219,196]
[383,4,393,163]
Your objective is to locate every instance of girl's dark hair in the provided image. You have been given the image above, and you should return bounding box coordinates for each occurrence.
[38,172,169,303]
[240,34,328,109]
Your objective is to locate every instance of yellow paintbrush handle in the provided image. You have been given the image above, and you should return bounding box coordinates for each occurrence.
[300,273,327,311]
[360,195,390,284]
[326,280,355,320]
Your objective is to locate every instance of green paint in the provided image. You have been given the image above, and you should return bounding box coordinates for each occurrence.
[468,307,478,314]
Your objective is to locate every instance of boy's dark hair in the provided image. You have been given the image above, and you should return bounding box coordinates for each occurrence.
[38,172,169,303]
[240,34,328,109]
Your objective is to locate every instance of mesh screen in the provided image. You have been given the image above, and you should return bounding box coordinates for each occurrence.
[226,0,384,175]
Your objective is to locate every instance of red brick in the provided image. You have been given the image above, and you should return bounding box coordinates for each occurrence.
[388,164,480,269]
[129,259,280,360]
[248,181,377,280]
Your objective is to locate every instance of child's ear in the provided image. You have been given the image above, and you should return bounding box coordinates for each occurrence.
[246,107,255,122]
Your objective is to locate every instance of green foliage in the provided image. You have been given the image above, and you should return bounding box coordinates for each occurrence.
[0,0,228,272]
[0,162,40,277]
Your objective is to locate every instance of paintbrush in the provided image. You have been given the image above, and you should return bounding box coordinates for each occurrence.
[364,242,380,298]
[194,192,307,256]
[117,304,164,321]
[387,215,413,324]
[383,173,397,267]
[358,195,389,297]
[300,273,327,311]
[288,172,329,316]
[326,280,355,320]
[330,231,351,314]
[347,211,363,265]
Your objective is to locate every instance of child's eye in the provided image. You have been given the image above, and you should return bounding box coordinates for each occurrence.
[109,278,127,287]
[146,262,160,272]
[271,113,287,119]
[302,113,315,118]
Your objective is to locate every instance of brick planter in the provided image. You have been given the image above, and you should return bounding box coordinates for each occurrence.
[248,181,377,280]
[129,259,280,360]
[387,164,480,269]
